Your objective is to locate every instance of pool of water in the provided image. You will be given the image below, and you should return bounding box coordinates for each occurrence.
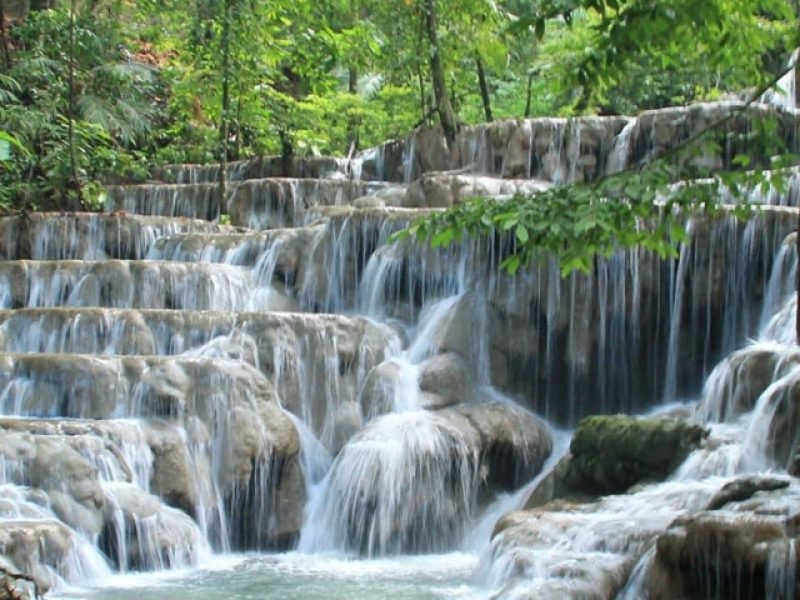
[53,552,484,600]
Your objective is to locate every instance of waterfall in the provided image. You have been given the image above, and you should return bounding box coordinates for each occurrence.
[760,49,799,110]
[0,100,799,598]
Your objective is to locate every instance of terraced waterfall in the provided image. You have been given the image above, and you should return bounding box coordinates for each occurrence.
[1,100,800,599]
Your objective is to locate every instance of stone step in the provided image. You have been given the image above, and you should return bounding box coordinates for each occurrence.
[0,351,278,420]
[0,259,259,311]
[141,102,800,195]
[105,178,391,227]
[147,224,323,269]
[0,364,302,557]
[151,155,370,185]
[226,178,390,229]
[0,308,399,439]
[104,182,221,221]
[0,212,242,261]
[362,101,800,183]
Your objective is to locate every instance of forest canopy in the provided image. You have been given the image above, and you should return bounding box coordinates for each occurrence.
[0,0,797,211]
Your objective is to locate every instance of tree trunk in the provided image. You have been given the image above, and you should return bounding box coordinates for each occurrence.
[524,70,534,118]
[0,0,10,71]
[422,0,457,145]
[345,0,359,155]
[417,63,426,123]
[475,53,493,122]
[29,0,54,10]
[218,0,233,220]
[67,0,82,207]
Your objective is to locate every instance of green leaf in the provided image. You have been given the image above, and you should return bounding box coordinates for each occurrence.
[515,224,529,244]
[501,254,522,274]
[431,228,456,248]
[0,131,30,158]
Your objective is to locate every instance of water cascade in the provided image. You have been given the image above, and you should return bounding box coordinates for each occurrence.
[0,100,799,598]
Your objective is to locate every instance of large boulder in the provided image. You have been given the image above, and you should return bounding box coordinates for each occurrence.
[526,415,707,507]
[563,414,707,495]
[697,343,796,423]
[696,343,800,473]
[358,359,404,418]
[145,420,203,517]
[0,520,94,594]
[100,482,207,571]
[358,353,472,418]
[306,401,552,556]
[0,353,308,553]
[444,401,552,500]
[223,399,306,550]
[0,432,106,537]
[418,352,474,408]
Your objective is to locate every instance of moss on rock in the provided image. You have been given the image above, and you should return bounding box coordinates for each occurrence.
[564,414,707,495]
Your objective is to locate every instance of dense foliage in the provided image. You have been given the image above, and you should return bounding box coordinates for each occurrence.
[395,0,800,275]
[1,0,797,211]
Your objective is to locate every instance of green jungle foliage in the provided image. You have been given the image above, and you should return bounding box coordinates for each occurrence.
[0,0,799,278]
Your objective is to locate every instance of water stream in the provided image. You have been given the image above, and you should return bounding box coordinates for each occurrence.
[1,100,800,598]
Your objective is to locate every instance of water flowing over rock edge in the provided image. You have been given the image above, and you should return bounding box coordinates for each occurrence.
[0,98,799,598]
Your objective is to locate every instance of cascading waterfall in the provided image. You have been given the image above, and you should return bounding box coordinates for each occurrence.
[0,100,799,599]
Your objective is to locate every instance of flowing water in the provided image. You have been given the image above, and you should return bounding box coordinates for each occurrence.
[1,101,800,599]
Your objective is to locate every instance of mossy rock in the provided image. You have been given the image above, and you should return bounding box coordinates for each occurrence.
[563,414,707,495]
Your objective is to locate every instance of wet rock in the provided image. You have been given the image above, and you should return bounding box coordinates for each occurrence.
[0,432,106,537]
[0,521,84,594]
[697,344,791,422]
[523,456,574,509]
[227,178,388,229]
[567,415,707,494]
[697,342,800,473]
[100,482,207,571]
[401,173,550,208]
[705,475,790,510]
[418,353,473,408]
[0,212,236,261]
[490,490,670,600]
[145,421,201,517]
[531,415,707,499]
[428,292,483,361]
[444,402,553,497]
[358,359,403,418]
[326,401,364,454]
[224,399,306,550]
[152,155,363,185]
[312,400,552,556]
[647,484,800,600]
[0,260,255,312]
[106,182,222,221]
[304,410,482,556]
[0,567,36,600]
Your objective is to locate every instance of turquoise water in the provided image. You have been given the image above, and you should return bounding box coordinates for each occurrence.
[54,553,483,600]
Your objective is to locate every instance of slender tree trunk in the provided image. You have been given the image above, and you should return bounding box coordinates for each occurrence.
[475,53,493,122]
[524,70,534,118]
[218,0,233,220]
[348,0,359,95]
[235,96,242,159]
[417,64,426,123]
[414,15,426,124]
[67,0,82,207]
[0,0,10,71]
[345,0,360,155]
[422,0,457,145]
